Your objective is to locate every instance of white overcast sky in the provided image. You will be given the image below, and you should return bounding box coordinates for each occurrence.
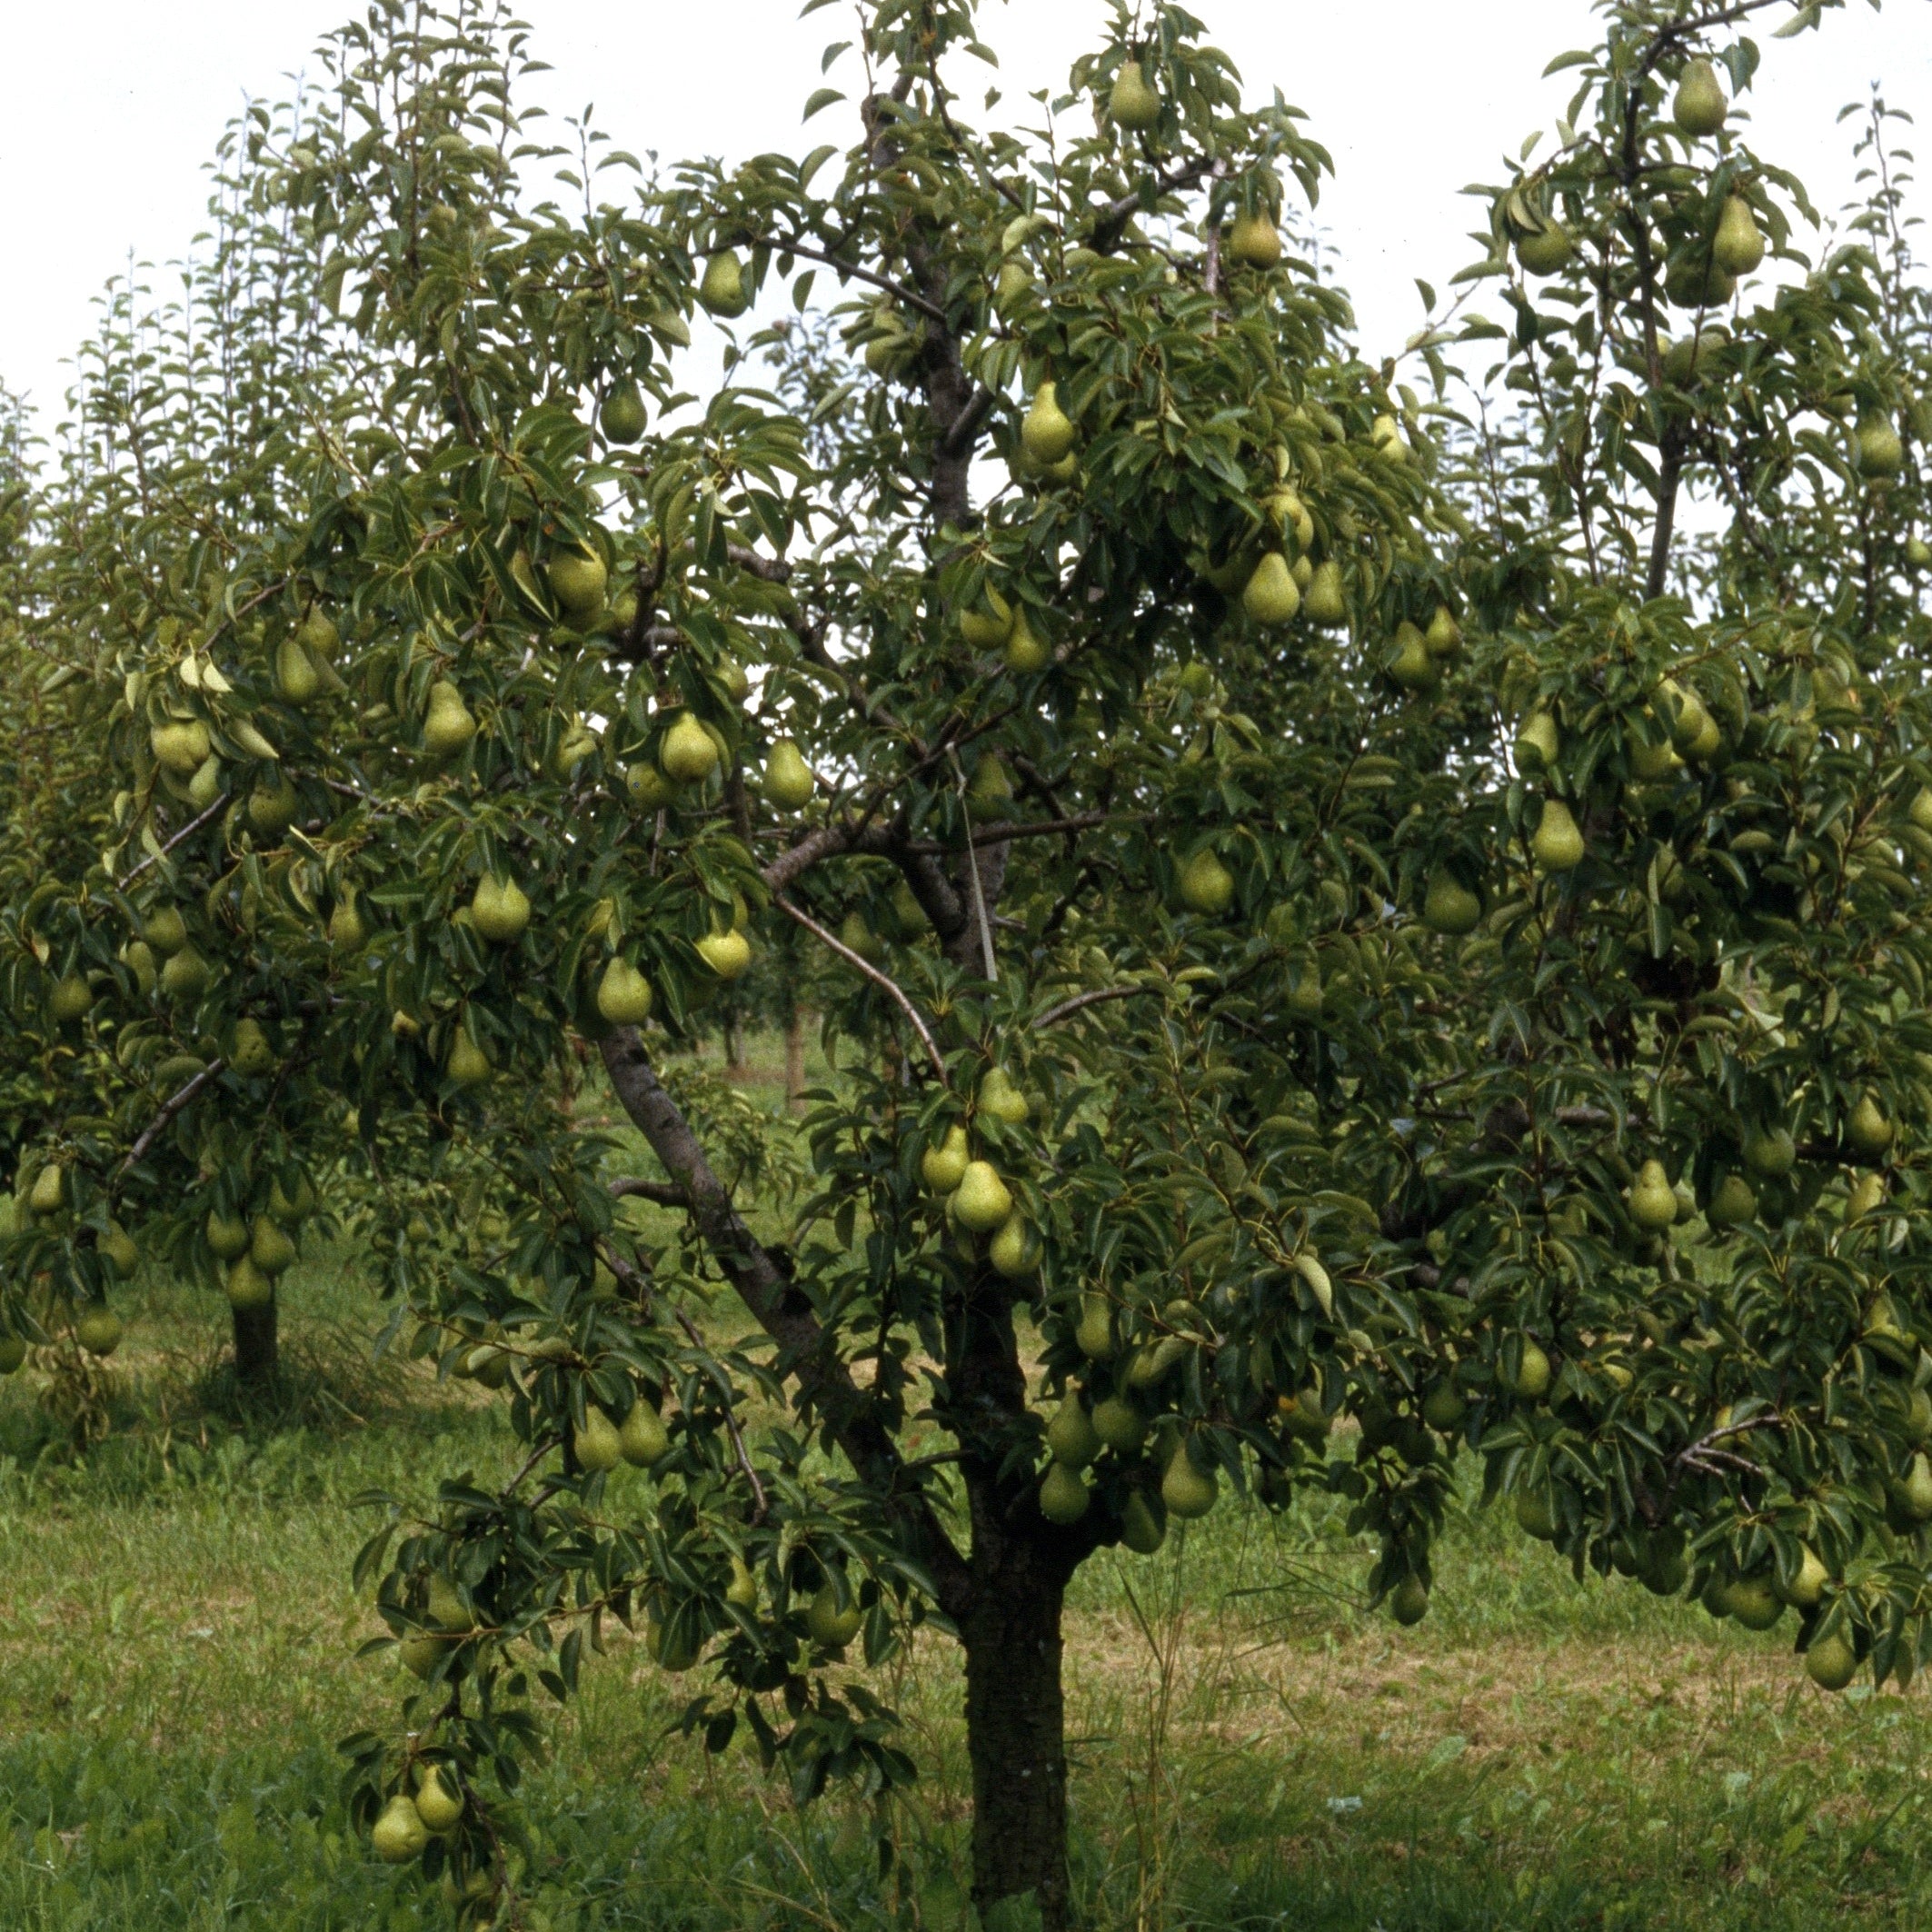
[3,2,1928,443]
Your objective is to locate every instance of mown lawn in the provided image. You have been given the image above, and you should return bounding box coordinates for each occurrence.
[6,1055,1932,1928]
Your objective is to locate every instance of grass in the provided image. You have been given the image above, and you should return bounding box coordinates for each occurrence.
[8,1052,1932,1926]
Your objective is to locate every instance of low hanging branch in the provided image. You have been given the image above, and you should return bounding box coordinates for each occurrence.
[118,1059,226,1177]
[773,893,950,1083]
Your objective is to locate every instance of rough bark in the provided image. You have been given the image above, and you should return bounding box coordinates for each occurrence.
[232,1292,278,1389]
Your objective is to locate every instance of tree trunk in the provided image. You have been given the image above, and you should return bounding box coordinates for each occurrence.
[232,1291,278,1389]
[962,1549,1071,1931]
[723,1011,747,1080]
[784,1006,807,1113]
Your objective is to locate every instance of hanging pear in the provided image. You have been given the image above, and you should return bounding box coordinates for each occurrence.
[1712,195,1764,275]
[274,635,321,705]
[1628,1159,1678,1231]
[990,1214,1035,1280]
[619,1401,671,1467]
[763,739,817,811]
[1389,1577,1429,1627]
[446,1032,493,1087]
[958,590,1014,651]
[1179,848,1235,915]
[1421,871,1480,937]
[1707,1170,1758,1227]
[372,1794,430,1865]
[1304,559,1347,625]
[573,1408,622,1473]
[470,876,532,943]
[953,1160,1014,1233]
[250,1215,298,1275]
[596,959,654,1026]
[423,680,476,757]
[548,549,608,626]
[1161,1442,1218,1519]
[1046,1396,1100,1469]
[1672,58,1728,137]
[600,378,647,444]
[329,897,366,952]
[1516,223,1573,275]
[161,947,212,1002]
[1507,1338,1552,1400]
[695,929,752,979]
[1004,607,1050,673]
[1120,1489,1167,1555]
[1424,605,1462,658]
[1857,414,1906,478]
[1845,1094,1893,1155]
[1388,622,1438,692]
[415,1767,464,1835]
[1075,1295,1118,1361]
[1806,1630,1858,1692]
[1847,1170,1887,1220]
[979,1067,1031,1123]
[921,1125,971,1194]
[206,1210,251,1260]
[698,249,748,318]
[151,718,211,775]
[75,1306,123,1356]
[143,905,188,953]
[807,1580,864,1648]
[1515,712,1559,773]
[48,975,93,1024]
[1107,59,1161,131]
[660,712,722,784]
[1228,209,1282,269]
[1776,1547,1830,1611]
[226,1255,272,1310]
[1021,382,1076,464]
[1532,799,1585,872]
[1039,1461,1091,1524]
[1092,1393,1147,1450]
[1241,553,1301,624]
[1742,1121,1796,1180]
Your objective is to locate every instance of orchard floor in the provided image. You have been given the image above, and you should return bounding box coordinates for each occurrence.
[5,1263,1932,1929]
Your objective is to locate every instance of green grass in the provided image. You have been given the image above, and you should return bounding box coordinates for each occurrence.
[9,1071,1932,1926]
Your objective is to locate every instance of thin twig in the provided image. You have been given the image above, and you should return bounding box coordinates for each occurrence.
[673,1310,768,1523]
[1037,985,1156,1029]
[119,1060,226,1176]
[749,233,948,324]
[774,895,948,1083]
[118,794,231,886]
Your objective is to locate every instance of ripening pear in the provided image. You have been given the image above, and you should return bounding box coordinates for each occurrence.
[1712,195,1764,276]
[274,634,321,705]
[1120,1488,1167,1555]
[953,1160,1013,1233]
[1425,605,1462,658]
[1092,1394,1147,1452]
[1021,382,1076,465]
[1776,1546,1829,1611]
[1421,1379,1468,1430]
[1507,1339,1552,1400]
[446,1032,493,1087]
[1741,1122,1796,1180]
[839,911,882,963]
[1628,1159,1678,1231]
[1412,869,1479,940]
[619,1400,671,1467]
[415,1766,464,1835]
[979,1067,1030,1124]
[1242,553,1300,624]
[1179,848,1235,916]
[763,740,817,811]
[921,1125,971,1194]
[1046,1396,1100,1469]
[0,1337,25,1374]
[725,1554,759,1609]
[626,762,679,813]
[1673,58,1728,138]
[1304,559,1347,625]
[143,905,188,954]
[548,548,608,625]
[248,772,299,840]
[1161,1443,1218,1519]
[329,897,366,952]
[600,378,647,444]
[226,1255,273,1310]
[1515,712,1559,773]
[1107,59,1161,130]
[1708,1170,1758,1228]
[470,876,531,943]
[1389,622,1438,692]
[1389,1576,1429,1627]
[596,959,654,1026]
[1075,1295,1118,1361]
[1900,1451,1932,1519]
[1806,1629,1857,1692]
[75,1305,123,1356]
[1003,606,1050,675]
[968,753,1013,809]
[29,1163,64,1216]
[807,1581,863,1648]
[990,1214,1035,1279]
[699,249,748,317]
[230,1018,274,1076]
[48,974,93,1024]
[1228,209,1282,269]
[1727,1575,1784,1631]
[1532,799,1585,872]
[574,1408,622,1474]
[696,929,752,980]
[958,590,1014,651]
[373,1793,429,1864]
[888,881,929,938]
[1908,536,1932,569]
[1516,223,1573,275]
[1857,414,1906,479]
[251,1215,298,1275]
[1039,1461,1091,1525]
[100,1220,139,1280]
[206,1210,250,1260]
[123,941,156,997]
[151,718,211,775]
[1666,254,1735,309]
[660,712,721,785]
[1847,1094,1893,1156]
[161,947,210,1002]
[423,680,476,757]
[1847,1170,1887,1221]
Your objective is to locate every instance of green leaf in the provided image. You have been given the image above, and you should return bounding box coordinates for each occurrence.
[802,88,845,123]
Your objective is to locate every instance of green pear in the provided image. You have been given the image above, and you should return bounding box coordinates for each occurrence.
[726,1555,759,1608]
[1805,1629,1857,1691]
[553,722,599,779]
[619,1401,670,1467]
[1517,222,1573,275]
[329,897,366,951]
[1092,1394,1147,1452]
[398,1633,447,1680]
[1515,712,1559,773]
[1628,1158,1678,1231]
[596,959,654,1026]
[1726,1575,1783,1631]
[414,1766,464,1835]
[979,1067,1030,1124]
[1857,414,1905,478]
[1666,254,1736,309]
[626,763,679,812]
[839,911,882,963]
[1304,559,1347,625]
[274,635,321,705]
[226,1256,272,1310]
[953,1160,1013,1233]
[100,1221,139,1280]
[699,250,748,317]
[921,1125,971,1194]
[1514,1491,1558,1539]
[888,881,929,938]
[958,590,1014,651]
[968,754,1013,809]
[1021,382,1076,465]
[1711,195,1763,275]
[1421,871,1481,937]
[1046,1396,1100,1469]
[250,1215,298,1275]
[29,1163,64,1215]
[1775,1546,1829,1611]
[1120,1488,1167,1554]
[763,739,817,811]
[1075,1295,1118,1361]
[1662,329,1728,386]
[0,1337,25,1374]
[600,379,647,444]
[230,1018,274,1076]
[807,1581,863,1648]
[122,941,156,997]
[989,1213,1035,1280]
[695,930,752,980]
[1907,535,1932,568]
[573,1408,622,1473]
[548,548,608,625]
[1241,553,1300,624]
[1421,1379,1468,1430]
[1900,1451,1932,1519]
[470,876,531,943]
[373,1793,429,1864]
[247,773,299,840]
[1847,1170,1887,1220]
[143,905,188,954]
[1039,1460,1091,1524]
[1707,1170,1758,1228]
[1531,799,1585,872]
[1161,1442,1218,1519]
[297,606,338,660]
[1179,848,1235,916]
[1108,59,1161,130]
[1004,607,1049,673]
[48,974,93,1024]
[75,1305,123,1356]
[1228,210,1282,269]
[1672,58,1728,138]
[206,1210,251,1260]
[1389,1576,1429,1627]
[661,712,721,784]
[1388,622,1438,692]
[1741,1122,1796,1180]
[423,680,476,757]
[1506,1339,1552,1401]
[1424,605,1462,658]
[1846,1094,1893,1156]
[446,1033,493,1086]
[150,718,211,775]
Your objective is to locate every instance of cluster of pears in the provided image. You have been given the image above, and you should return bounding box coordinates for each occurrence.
[570,1387,673,1475]
[921,1066,1038,1278]
[956,586,1051,675]
[372,1762,467,1864]
[205,1170,317,1310]
[624,704,735,817]
[1385,604,1463,694]
[1018,380,1079,485]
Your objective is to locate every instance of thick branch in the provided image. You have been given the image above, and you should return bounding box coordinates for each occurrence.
[609,1176,688,1207]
